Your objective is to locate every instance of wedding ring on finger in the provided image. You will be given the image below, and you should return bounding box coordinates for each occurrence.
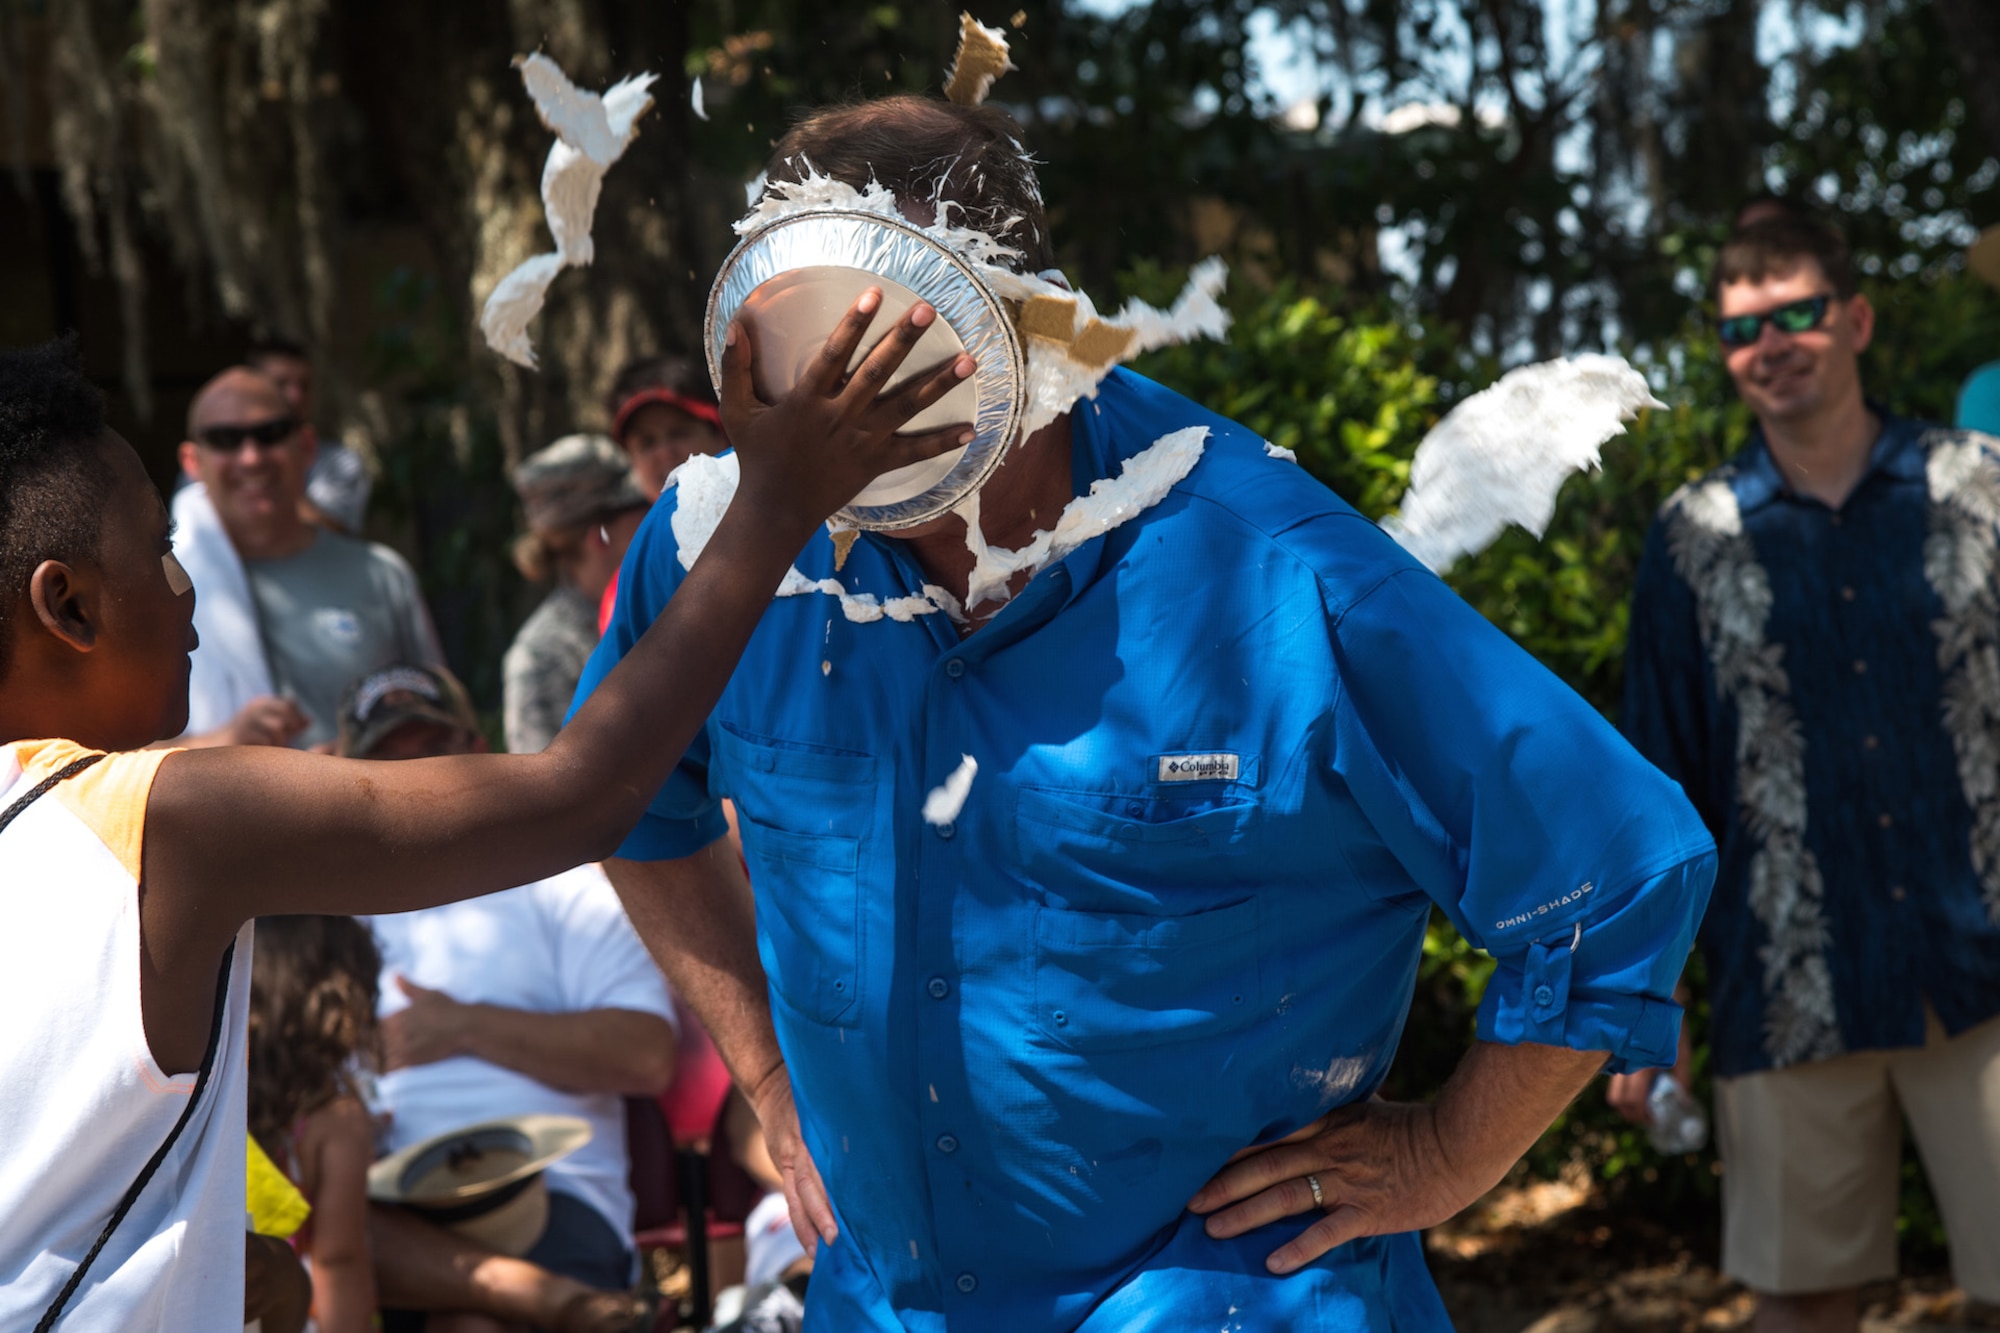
[1305,1173,1325,1210]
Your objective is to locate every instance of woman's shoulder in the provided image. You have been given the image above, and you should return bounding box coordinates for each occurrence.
[298,1093,376,1163]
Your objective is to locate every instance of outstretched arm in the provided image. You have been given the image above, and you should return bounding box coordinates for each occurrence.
[140,292,976,1073]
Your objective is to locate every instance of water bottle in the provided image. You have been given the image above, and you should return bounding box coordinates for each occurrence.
[1646,1073,1709,1155]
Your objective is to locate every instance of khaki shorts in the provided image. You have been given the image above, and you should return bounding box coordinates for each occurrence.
[1715,1008,2000,1300]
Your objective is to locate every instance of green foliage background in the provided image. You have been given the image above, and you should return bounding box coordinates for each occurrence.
[1134,263,2000,1246]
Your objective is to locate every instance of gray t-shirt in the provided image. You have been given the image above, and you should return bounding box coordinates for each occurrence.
[246,532,444,748]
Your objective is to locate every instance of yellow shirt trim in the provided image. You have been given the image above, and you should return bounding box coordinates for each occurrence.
[4,739,174,883]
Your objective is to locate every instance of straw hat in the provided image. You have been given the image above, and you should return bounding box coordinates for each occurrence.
[366,1114,591,1256]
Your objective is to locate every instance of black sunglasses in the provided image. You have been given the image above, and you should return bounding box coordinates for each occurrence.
[1716,295,1833,349]
[196,416,300,451]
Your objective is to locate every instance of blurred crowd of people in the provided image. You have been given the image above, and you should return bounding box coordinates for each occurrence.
[96,195,2000,1333]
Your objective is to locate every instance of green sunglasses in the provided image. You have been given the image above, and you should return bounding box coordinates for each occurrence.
[1716,294,1833,348]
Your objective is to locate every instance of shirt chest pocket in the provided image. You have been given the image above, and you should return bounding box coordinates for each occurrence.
[1015,787,1264,1052]
[1011,785,1261,899]
[716,726,878,1028]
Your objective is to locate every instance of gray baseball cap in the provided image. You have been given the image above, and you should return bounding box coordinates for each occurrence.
[512,433,649,532]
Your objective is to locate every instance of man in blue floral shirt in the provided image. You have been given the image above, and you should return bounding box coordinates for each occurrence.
[1620,214,2000,1330]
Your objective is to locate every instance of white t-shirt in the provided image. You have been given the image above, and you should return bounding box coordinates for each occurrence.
[365,865,676,1236]
[0,741,254,1332]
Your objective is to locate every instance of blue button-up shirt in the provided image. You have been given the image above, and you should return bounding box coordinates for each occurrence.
[1624,412,2000,1079]
[576,369,1715,1331]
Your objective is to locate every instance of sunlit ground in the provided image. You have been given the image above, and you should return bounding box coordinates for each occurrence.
[1428,1170,2000,1333]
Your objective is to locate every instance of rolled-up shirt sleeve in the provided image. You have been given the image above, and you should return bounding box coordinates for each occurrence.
[1327,564,1717,1075]
[566,496,730,862]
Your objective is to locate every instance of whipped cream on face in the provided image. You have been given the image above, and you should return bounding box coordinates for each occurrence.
[954,426,1209,612]
[668,428,1207,624]
[730,169,1228,614]
[734,166,1229,440]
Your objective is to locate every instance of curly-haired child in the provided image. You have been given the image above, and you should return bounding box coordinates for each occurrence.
[249,915,384,1333]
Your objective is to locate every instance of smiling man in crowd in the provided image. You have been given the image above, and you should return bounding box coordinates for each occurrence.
[175,366,443,749]
[243,338,374,537]
[1618,214,2000,1330]
[576,93,1717,1332]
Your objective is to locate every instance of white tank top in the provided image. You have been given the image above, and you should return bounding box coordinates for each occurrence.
[0,740,253,1331]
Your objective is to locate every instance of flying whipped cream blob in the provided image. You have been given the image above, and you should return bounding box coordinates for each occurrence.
[1383,354,1663,574]
[481,55,656,369]
[922,754,979,825]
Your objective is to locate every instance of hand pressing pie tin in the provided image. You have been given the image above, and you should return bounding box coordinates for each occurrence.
[706,209,1026,531]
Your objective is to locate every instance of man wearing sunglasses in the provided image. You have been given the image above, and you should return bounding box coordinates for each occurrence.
[173,366,443,750]
[1618,214,2000,1330]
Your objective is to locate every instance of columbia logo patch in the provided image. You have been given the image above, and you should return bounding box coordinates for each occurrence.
[1157,752,1240,782]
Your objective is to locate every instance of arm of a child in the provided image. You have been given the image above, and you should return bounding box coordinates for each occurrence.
[298,1095,379,1333]
[137,295,977,1075]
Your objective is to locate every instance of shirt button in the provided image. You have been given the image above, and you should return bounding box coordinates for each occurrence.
[1533,984,1555,1008]
[944,658,966,679]
[956,1273,978,1294]
[1878,812,1894,829]
[1841,586,1856,602]
[936,820,956,840]
[936,1134,959,1154]
[1853,659,1868,675]
[927,977,950,999]
[1829,512,1843,527]
[1863,734,1880,750]
[1890,885,1908,902]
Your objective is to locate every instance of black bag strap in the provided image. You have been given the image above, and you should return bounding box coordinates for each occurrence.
[3,754,237,1332]
[0,753,103,836]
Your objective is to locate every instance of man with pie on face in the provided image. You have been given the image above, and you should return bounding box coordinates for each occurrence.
[1617,214,2000,1329]
[573,93,1716,1331]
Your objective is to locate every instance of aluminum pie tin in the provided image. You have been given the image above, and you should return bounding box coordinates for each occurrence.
[706,209,1026,531]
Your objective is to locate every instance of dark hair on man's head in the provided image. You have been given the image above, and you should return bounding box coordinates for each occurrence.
[248,915,382,1145]
[764,95,1053,273]
[1733,193,1806,231]
[606,352,715,422]
[244,337,308,367]
[0,337,115,674]
[1713,215,1857,301]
